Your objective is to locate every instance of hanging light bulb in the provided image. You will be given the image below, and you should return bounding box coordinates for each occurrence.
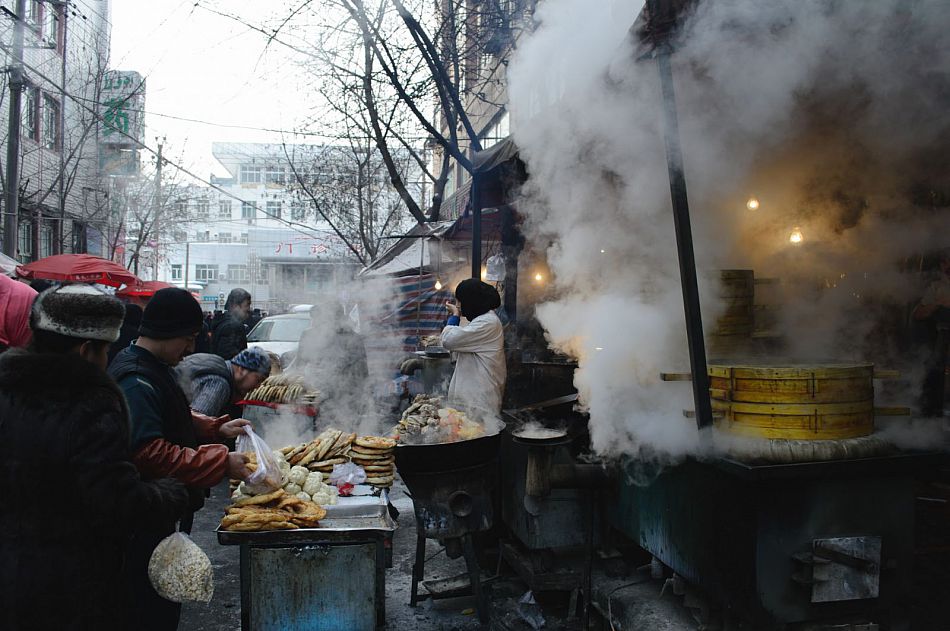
[746,197,760,211]
[789,227,804,244]
[534,272,544,283]
[434,279,443,291]
[600,249,606,254]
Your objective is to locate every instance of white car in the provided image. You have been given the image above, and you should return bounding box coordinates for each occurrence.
[246,313,311,367]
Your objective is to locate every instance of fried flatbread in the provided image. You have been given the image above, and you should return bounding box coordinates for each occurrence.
[354,435,396,450]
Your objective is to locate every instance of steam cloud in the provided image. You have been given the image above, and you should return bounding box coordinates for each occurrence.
[507,0,950,457]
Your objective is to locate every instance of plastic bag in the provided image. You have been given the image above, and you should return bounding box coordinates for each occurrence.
[328,462,367,487]
[148,532,214,603]
[236,426,283,494]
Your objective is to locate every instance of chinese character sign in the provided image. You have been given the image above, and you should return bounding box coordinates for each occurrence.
[100,71,145,147]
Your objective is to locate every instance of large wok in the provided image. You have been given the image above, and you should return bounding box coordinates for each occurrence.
[394,432,501,474]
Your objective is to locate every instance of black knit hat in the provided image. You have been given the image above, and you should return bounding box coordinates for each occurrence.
[139,287,203,339]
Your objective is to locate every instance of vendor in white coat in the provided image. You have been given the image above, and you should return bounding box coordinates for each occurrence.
[441,279,506,416]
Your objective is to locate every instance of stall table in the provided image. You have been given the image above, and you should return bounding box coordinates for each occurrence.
[217,497,396,631]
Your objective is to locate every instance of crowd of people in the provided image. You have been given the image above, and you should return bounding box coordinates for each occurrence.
[0,284,268,630]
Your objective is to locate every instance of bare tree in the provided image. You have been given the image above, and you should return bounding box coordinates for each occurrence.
[198,0,528,228]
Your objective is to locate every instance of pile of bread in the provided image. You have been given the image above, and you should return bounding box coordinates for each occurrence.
[279,430,396,489]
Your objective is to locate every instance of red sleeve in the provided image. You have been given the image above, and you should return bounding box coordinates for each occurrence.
[132,438,230,488]
[191,410,229,443]
[5,281,37,348]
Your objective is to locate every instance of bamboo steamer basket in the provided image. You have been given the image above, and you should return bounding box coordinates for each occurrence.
[714,270,755,336]
[708,362,874,440]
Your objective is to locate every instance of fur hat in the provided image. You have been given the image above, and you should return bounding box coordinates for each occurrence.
[31,284,125,342]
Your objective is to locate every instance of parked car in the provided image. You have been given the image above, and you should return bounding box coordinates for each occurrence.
[246,313,310,367]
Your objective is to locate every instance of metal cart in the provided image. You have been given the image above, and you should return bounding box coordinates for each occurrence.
[218,499,396,631]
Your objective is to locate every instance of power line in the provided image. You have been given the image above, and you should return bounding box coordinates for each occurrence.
[0,38,335,244]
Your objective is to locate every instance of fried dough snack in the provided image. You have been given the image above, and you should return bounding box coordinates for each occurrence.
[220,488,328,532]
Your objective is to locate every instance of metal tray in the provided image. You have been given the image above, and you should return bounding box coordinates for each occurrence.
[216,496,396,546]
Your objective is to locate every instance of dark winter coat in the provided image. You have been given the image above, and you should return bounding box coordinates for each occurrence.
[210,311,247,360]
[0,349,189,631]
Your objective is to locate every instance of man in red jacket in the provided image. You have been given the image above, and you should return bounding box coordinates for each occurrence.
[110,287,252,631]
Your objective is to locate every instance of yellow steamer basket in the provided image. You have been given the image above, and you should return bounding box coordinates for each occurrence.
[708,362,874,440]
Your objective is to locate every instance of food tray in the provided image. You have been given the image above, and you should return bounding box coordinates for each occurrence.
[216,495,396,546]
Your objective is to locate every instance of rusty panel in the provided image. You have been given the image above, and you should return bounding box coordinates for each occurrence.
[248,543,376,630]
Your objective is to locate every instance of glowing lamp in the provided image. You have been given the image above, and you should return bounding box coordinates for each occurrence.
[434,279,443,291]
[746,197,760,211]
[534,272,544,283]
[789,227,804,244]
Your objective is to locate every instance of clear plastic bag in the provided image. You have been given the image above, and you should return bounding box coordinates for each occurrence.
[236,426,283,494]
[148,532,214,603]
[328,462,367,487]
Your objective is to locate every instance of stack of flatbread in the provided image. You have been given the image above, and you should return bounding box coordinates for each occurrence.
[282,428,356,474]
[350,436,396,488]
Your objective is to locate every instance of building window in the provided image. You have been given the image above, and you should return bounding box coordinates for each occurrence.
[265,165,285,184]
[39,223,53,258]
[22,88,38,141]
[218,232,232,244]
[17,221,33,263]
[173,229,187,243]
[241,201,255,220]
[196,199,209,219]
[290,201,306,221]
[240,233,248,244]
[266,200,282,219]
[195,264,218,282]
[218,199,232,218]
[227,264,248,282]
[42,95,60,151]
[42,4,61,51]
[240,165,262,184]
[196,230,210,243]
[27,1,41,28]
[173,199,188,215]
[171,264,183,281]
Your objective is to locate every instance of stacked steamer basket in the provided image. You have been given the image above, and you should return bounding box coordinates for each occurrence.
[351,436,396,489]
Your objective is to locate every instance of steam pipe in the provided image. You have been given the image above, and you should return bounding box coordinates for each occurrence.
[654,43,714,431]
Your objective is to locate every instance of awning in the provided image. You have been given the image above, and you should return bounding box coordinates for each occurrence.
[359,221,455,278]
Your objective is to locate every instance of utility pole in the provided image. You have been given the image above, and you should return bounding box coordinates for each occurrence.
[3,0,27,258]
[151,141,163,280]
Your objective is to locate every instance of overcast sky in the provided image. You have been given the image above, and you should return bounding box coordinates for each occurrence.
[110,0,317,180]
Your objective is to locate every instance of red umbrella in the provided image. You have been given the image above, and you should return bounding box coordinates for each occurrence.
[16,254,139,287]
[116,279,174,298]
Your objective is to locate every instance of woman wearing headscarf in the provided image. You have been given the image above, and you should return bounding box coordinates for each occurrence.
[441,279,506,416]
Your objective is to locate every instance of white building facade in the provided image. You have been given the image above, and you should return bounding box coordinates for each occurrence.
[157,142,358,313]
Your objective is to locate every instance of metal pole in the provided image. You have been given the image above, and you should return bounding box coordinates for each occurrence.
[151,142,162,280]
[3,0,27,258]
[57,2,66,254]
[655,47,714,430]
[184,240,190,288]
[470,173,481,279]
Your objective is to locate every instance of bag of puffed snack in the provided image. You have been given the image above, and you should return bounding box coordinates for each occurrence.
[236,425,284,494]
[148,532,214,603]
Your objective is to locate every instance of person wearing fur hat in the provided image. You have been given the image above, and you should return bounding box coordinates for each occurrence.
[109,287,252,630]
[177,346,271,417]
[0,285,190,630]
[441,279,507,416]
